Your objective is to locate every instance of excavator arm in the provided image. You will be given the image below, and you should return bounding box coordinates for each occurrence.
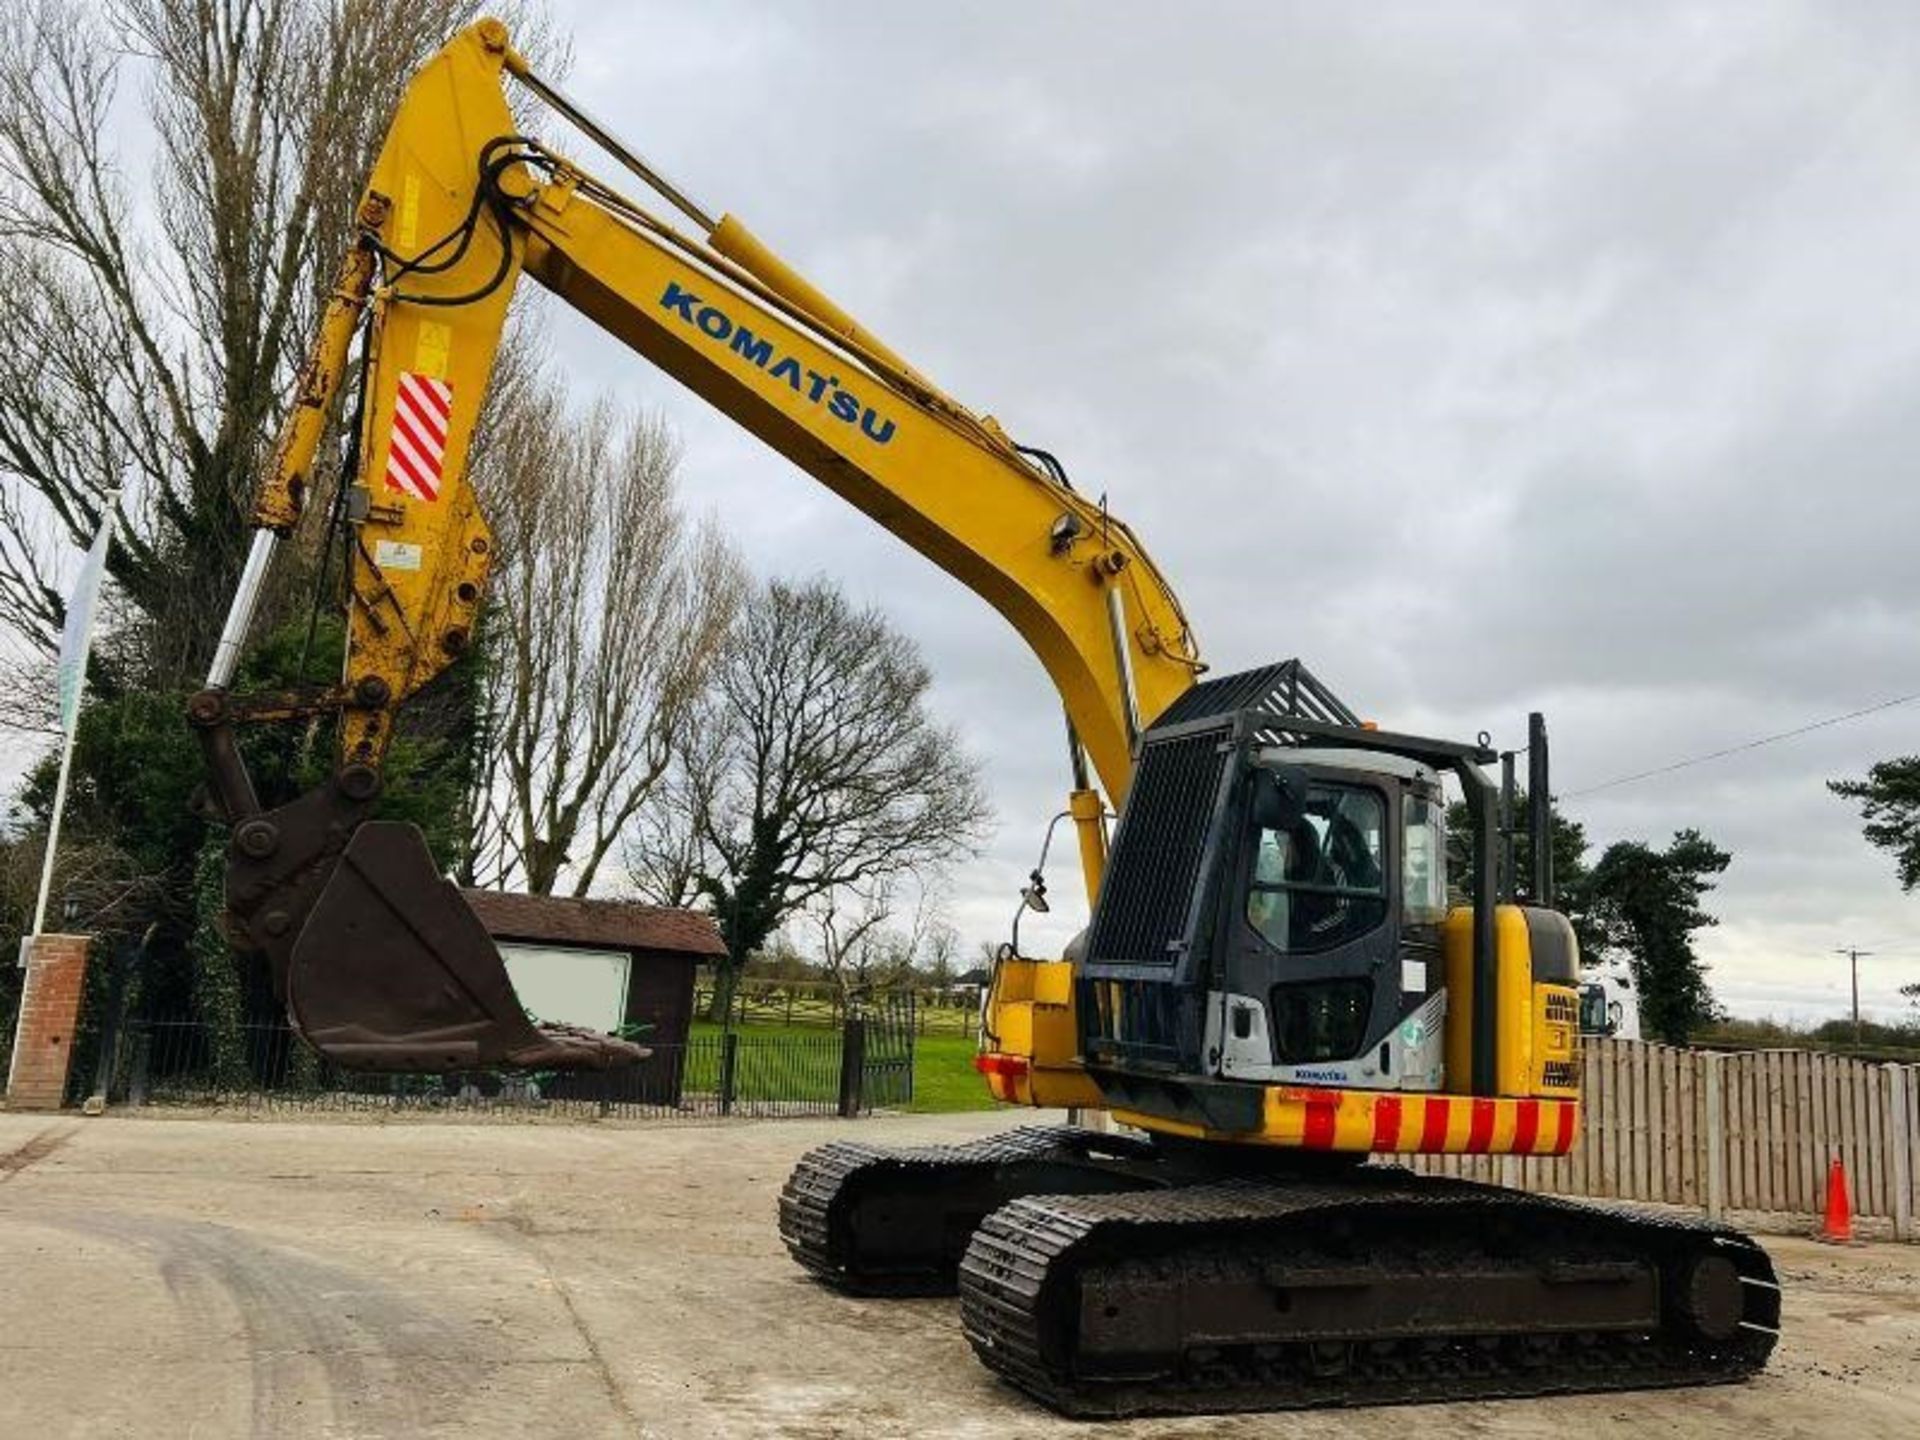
[193,19,1202,1071]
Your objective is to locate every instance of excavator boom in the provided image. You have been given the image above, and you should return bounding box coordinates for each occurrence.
[195,19,1200,1071]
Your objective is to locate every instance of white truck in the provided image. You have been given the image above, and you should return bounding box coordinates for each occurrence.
[1579,963,1641,1041]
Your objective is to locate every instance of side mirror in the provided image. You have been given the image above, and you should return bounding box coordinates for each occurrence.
[1252,765,1309,830]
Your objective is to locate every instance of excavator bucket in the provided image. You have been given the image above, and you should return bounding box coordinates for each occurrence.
[283,821,647,1073]
[222,802,639,1073]
[197,700,643,1075]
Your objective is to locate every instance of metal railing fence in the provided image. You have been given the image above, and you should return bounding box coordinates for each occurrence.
[112,1015,910,1120]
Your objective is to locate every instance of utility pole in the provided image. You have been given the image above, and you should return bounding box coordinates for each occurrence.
[1835,947,1874,1047]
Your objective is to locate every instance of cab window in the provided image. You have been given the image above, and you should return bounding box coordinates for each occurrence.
[1402,792,1448,926]
[1246,784,1388,953]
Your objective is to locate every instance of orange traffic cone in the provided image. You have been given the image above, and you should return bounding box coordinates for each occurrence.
[1816,1155,1859,1245]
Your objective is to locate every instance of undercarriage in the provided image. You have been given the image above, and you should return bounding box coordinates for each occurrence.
[780,1126,1779,1417]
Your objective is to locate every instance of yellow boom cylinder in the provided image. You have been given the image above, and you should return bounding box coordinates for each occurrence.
[709,214,937,395]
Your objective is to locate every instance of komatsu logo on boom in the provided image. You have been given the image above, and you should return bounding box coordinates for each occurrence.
[658,283,897,446]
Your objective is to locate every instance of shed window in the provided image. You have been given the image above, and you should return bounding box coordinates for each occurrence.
[499,943,631,1032]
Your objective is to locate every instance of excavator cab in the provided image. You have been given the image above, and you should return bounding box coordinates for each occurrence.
[191,694,644,1074]
[1076,659,1575,1132]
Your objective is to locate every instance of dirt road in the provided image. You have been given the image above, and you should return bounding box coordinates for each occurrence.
[0,1109,1913,1438]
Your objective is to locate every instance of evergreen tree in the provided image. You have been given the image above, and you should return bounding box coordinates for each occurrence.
[1587,830,1730,1044]
[1830,758,1920,892]
[1445,789,1603,960]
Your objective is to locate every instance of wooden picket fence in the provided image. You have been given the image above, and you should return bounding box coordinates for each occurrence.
[1407,1038,1919,1240]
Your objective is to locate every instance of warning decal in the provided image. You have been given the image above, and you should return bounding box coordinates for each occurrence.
[384,372,452,501]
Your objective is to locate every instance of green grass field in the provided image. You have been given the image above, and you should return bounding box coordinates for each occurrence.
[686,1020,997,1113]
[901,1031,998,1112]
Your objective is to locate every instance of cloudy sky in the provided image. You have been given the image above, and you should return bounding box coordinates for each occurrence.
[495,4,1920,1018]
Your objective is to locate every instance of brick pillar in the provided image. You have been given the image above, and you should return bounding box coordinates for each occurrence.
[6,934,91,1110]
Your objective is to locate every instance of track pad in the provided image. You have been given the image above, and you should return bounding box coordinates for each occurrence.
[286,821,646,1073]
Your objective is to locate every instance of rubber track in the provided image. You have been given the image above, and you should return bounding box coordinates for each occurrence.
[779,1126,1154,1296]
[958,1170,1780,1417]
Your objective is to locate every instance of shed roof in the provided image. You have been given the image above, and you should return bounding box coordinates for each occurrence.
[461,889,727,958]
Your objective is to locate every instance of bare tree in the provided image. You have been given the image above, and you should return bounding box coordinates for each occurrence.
[632,576,992,1019]
[921,918,960,990]
[807,888,894,1006]
[467,379,744,895]
[0,0,551,688]
[621,751,716,910]
[807,879,938,1005]
[0,830,167,942]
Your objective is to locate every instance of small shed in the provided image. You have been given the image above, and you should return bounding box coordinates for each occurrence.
[461,889,725,1104]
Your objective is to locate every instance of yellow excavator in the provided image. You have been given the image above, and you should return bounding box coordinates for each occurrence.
[193,20,1778,1417]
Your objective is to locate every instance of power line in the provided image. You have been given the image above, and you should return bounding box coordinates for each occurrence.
[1564,689,1920,798]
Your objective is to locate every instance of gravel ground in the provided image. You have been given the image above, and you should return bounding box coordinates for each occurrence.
[0,1108,1914,1439]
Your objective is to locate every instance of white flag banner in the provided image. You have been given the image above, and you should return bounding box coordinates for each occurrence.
[55,505,116,734]
[26,494,120,951]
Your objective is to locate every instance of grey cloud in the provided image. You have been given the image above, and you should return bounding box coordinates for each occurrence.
[539,1,1919,1018]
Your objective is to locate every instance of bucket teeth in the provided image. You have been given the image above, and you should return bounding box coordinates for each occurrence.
[504,1022,649,1072]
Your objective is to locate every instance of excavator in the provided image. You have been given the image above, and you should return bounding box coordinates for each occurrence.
[192,19,1779,1417]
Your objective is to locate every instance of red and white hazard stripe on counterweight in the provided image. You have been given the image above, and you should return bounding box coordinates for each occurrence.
[384,371,453,501]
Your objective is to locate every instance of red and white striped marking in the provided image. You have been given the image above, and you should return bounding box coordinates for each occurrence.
[384,371,453,501]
